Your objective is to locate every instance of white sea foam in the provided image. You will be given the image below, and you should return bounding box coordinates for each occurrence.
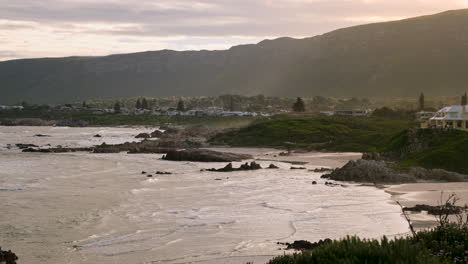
[0,126,409,264]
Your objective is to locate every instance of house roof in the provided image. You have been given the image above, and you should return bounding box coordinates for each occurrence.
[430,105,468,121]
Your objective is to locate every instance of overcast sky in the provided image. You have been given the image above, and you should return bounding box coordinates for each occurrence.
[1,0,468,61]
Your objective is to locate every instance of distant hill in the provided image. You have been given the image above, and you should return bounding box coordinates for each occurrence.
[2,9,468,104]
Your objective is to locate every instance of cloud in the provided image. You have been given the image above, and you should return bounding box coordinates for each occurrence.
[1,0,468,60]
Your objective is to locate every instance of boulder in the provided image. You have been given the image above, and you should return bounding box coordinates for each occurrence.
[322,159,468,183]
[93,134,102,138]
[16,143,38,149]
[312,181,317,185]
[34,134,50,137]
[163,149,252,162]
[135,133,151,139]
[268,164,279,169]
[291,166,306,170]
[150,130,164,138]
[322,159,415,183]
[206,162,262,172]
[311,167,333,173]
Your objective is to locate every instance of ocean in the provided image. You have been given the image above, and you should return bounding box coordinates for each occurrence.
[0,126,409,264]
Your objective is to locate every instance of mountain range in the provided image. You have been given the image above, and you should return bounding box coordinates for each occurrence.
[2,9,468,104]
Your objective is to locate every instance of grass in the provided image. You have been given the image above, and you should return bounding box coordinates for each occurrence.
[209,115,415,152]
[267,236,439,264]
[0,109,261,127]
[385,129,468,174]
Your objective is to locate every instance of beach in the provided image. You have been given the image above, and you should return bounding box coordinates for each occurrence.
[1,126,411,264]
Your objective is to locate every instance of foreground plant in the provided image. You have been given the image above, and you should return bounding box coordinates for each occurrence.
[267,193,468,264]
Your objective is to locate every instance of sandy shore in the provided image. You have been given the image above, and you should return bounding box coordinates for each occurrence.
[386,182,468,229]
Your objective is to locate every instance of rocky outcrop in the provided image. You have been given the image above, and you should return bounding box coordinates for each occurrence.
[22,147,92,153]
[135,133,151,139]
[163,149,252,162]
[322,159,467,183]
[311,167,333,173]
[291,166,306,170]
[268,164,279,169]
[205,162,262,172]
[403,204,466,215]
[150,130,164,138]
[278,239,332,251]
[16,143,38,149]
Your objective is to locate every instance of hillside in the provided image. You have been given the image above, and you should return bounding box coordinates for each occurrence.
[2,9,468,104]
[209,116,414,152]
[385,128,468,174]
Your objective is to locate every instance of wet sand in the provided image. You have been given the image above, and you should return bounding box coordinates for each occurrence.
[386,182,468,230]
[0,127,408,264]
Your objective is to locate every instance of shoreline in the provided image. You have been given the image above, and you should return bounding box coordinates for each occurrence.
[385,182,468,230]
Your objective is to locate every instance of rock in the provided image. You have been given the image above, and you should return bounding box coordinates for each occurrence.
[268,164,279,169]
[403,204,466,215]
[141,171,147,174]
[16,143,38,149]
[312,181,317,185]
[164,127,180,135]
[206,162,262,172]
[93,134,102,138]
[311,167,333,173]
[278,239,332,251]
[163,149,252,162]
[22,147,92,153]
[279,152,290,156]
[147,175,153,178]
[150,130,164,138]
[135,133,151,139]
[156,171,172,175]
[291,166,306,170]
[409,167,466,182]
[323,159,468,183]
[362,152,382,161]
[34,134,50,137]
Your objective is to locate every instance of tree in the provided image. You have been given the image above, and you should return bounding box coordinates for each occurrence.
[135,98,142,109]
[177,100,185,112]
[141,98,149,110]
[462,92,467,106]
[418,93,425,111]
[82,101,87,108]
[113,101,121,113]
[292,97,306,112]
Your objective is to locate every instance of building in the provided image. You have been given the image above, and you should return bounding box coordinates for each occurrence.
[334,110,370,117]
[416,111,437,122]
[427,105,468,130]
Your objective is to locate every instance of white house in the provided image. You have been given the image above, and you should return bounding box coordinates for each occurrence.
[428,105,468,130]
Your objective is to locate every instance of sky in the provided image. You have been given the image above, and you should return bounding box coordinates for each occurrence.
[1,0,468,61]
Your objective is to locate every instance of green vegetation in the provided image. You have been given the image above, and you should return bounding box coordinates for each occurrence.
[292,97,305,112]
[267,194,468,264]
[209,116,414,152]
[385,129,468,174]
[268,236,438,264]
[0,107,261,127]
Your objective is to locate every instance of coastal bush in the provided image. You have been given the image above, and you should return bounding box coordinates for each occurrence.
[265,194,468,264]
[267,236,439,264]
[0,247,18,264]
[209,116,414,152]
[386,129,468,174]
